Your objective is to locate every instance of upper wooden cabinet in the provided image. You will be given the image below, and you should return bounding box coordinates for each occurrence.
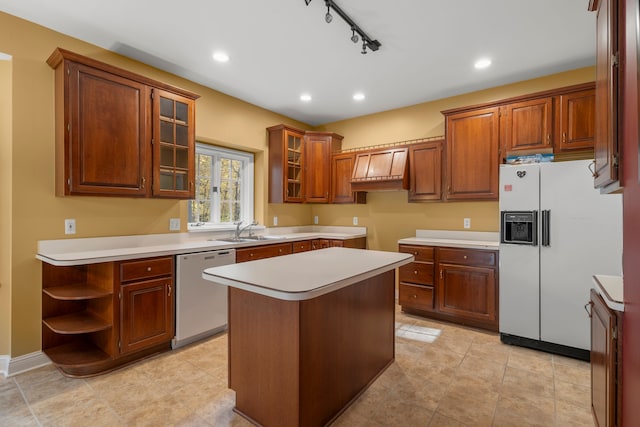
[558,89,596,152]
[501,97,553,153]
[331,152,366,204]
[268,125,306,203]
[408,140,443,202]
[47,48,199,199]
[590,0,621,191]
[304,132,343,203]
[444,106,500,201]
[268,125,344,204]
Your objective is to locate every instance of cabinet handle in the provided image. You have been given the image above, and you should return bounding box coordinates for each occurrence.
[414,251,418,255]
[412,294,417,299]
[168,284,172,297]
[141,177,146,189]
[440,269,443,279]
[414,270,418,275]
[147,267,152,272]
[279,249,283,253]
[546,134,551,145]
[584,301,593,318]
[562,132,566,143]
[463,255,468,260]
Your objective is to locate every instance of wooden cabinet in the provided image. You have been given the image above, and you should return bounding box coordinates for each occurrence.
[47,48,198,199]
[268,125,306,203]
[444,106,500,201]
[304,132,343,203]
[408,140,443,202]
[118,257,174,354]
[351,147,409,192]
[42,255,174,377]
[398,245,435,312]
[331,152,366,204]
[236,242,293,263]
[589,289,622,427]
[501,97,554,153]
[152,89,196,198]
[590,0,621,190]
[398,244,498,331]
[557,89,596,152]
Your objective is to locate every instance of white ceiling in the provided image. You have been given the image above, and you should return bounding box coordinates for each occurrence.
[0,0,595,126]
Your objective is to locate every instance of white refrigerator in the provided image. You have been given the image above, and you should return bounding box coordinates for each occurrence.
[499,160,622,355]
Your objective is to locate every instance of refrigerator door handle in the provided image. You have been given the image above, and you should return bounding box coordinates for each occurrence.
[541,210,551,247]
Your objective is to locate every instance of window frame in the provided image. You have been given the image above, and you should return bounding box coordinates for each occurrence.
[188,143,254,230]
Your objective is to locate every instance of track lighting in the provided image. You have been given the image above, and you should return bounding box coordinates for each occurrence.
[325,3,333,23]
[304,0,381,54]
[350,28,359,43]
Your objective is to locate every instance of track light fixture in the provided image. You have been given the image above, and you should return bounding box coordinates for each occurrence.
[304,0,381,54]
[350,28,359,43]
[325,3,333,23]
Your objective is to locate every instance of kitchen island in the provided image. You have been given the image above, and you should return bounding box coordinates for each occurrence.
[202,247,413,427]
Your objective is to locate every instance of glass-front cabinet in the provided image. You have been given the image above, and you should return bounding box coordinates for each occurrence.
[268,124,306,203]
[286,131,303,201]
[153,89,195,198]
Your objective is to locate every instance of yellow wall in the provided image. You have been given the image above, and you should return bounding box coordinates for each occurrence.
[311,67,595,252]
[0,10,595,358]
[0,56,11,355]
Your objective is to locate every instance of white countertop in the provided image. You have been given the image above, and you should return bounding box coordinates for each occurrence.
[593,275,624,312]
[398,230,500,250]
[36,226,367,266]
[203,247,413,301]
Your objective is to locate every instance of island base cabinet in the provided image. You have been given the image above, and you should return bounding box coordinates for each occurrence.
[228,270,395,427]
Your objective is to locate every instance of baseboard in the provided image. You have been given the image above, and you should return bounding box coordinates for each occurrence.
[0,351,51,377]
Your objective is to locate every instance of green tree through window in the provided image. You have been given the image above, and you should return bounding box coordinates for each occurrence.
[189,144,254,226]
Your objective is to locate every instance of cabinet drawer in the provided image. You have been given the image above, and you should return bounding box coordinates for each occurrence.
[437,248,496,267]
[293,240,312,253]
[399,283,434,311]
[236,243,293,263]
[398,245,434,262]
[120,257,173,282]
[399,262,434,285]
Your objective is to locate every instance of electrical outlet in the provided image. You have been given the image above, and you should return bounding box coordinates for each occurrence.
[64,219,76,235]
[464,218,471,229]
[353,216,358,225]
[273,216,278,226]
[169,218,180,231]
[314,215,318,225]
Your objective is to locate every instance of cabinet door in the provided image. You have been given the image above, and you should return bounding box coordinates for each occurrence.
[120,278,174,354]
[409,141,443,201]
[445,107,499,200]
[331,152,363,204]
[590,289,617,427]
[304,134,332,202]
[67,62,150,196]
[557,89,596,152]
[502,97,553,153]
[593,0,620,189]
[152,88,195,198]
[437,264,496,323]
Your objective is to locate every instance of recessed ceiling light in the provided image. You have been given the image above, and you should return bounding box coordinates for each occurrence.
[300,94,312,102]
[212,51,230,63]
[474,58,492,69]
[353,92,365,101]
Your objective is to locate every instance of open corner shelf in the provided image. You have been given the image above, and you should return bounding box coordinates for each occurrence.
[43,311,111,334]
[43,284,112,300]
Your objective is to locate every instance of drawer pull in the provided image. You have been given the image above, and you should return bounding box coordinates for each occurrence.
[463,255,468,259]
[412,294,417,299]
[147,267,152,272]
[279,249,283,253]
[414,251,418,255]
[414,270,418,275]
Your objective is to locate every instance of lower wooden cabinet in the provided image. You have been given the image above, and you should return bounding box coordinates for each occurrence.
[398,244,498,331]
[589,289,622,427]
[41,255,175,377]
[238,238,367,262]
[236,243,293,263]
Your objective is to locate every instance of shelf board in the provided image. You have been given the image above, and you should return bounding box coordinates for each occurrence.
[44,341,111,368]
[43,285,112,301]
[43,312,112,334]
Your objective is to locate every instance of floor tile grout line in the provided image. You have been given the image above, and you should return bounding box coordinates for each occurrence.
[13,376,43,427]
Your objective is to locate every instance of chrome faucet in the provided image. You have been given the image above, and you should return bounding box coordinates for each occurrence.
[234,220,258,239]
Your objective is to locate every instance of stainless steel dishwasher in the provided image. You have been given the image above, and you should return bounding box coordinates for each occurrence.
[173,249,235,349]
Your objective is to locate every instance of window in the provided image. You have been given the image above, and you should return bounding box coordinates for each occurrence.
[188,143,254,227]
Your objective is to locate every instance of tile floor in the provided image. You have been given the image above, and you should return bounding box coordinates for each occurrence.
[1,308,594,426]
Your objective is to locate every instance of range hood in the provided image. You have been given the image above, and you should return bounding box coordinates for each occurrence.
[350,147,409,191]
